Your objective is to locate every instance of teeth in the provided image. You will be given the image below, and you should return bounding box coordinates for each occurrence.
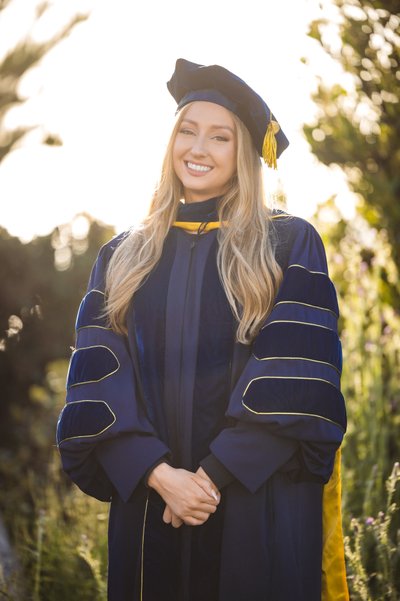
[187,162,212,172]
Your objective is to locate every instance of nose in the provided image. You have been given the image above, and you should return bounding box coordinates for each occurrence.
[190,134,208,156]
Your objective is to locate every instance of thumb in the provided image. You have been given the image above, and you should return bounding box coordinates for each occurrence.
[163,505,173,524]
[193,474,220,503]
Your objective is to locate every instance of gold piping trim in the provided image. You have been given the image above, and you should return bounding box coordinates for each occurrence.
[270,213,289,219]
[57,400,116,445]
[77,288,105,304]
[76,325,112,332]
[172,221,221,232]
[140,493,149,601]
[273,300,339,319]
[243,374,339,395]
[241,402,345,431]
[287,263,328,277]
[67,345,120,388]
[76,289,107,331]
[262,319,335,332]
[251,355,341,375]
[173,213,285,231]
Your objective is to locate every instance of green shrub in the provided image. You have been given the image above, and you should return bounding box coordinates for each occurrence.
[345,462,400,601]
[16,460,108,601]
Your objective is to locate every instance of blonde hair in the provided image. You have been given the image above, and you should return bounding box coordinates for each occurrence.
[105,103,282,344]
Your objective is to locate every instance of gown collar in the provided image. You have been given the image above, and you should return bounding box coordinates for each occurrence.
[176,197,220,223]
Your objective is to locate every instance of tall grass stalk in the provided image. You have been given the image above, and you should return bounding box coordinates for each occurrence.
[32,510,45,601]
[344,463,400,600]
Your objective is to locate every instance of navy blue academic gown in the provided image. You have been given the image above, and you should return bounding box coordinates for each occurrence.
[57,197,347,601]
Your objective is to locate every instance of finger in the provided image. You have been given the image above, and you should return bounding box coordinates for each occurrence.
[185,509,211,521]
[188,500,218,514]
[184,513,210,526]
[187,494,221,514]
[210,489,220,502]
[192,476,220,503]
[193,479,219,501]
[195,469,221,502]
[171,514,183,528]
[163,505,172,524]
[192,472,219,496]
[199,503,217,514]
[196,466,216,486]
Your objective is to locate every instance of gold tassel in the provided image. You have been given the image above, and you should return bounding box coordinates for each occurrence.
[262,119,280,169]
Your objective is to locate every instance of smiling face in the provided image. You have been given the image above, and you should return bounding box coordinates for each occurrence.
[172,101,237,203]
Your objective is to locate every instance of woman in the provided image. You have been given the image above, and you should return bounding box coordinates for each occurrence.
[57,59,349,601]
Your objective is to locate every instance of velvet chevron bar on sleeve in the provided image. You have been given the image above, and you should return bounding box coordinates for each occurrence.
[209,218,346,490]
[56,235,170,502]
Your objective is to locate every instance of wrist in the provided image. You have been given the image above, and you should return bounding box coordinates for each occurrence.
[147,462,172,492]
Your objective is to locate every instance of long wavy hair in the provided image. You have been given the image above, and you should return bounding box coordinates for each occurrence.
[105,103,283,344]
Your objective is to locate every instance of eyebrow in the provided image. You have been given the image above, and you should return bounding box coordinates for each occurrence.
[181,119,235,134]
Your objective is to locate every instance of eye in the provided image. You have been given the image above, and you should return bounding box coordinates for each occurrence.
[179,128,194,135]
[213,135,229,142]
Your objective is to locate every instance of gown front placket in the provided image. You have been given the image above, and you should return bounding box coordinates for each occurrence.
[162,228,218,601]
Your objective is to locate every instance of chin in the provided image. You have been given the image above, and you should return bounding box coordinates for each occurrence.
[185,188,219,201]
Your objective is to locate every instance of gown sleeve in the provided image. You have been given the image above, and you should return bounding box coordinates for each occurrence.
[56,237,170,502]
[201,218,346,493]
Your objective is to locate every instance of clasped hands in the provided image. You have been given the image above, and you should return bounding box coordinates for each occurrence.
[147,463,220,528]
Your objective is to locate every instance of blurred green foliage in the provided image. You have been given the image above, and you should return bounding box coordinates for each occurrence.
[304,0,400,276]
[306,1,400,596]
[11,410,109,601]
[0,0,87,163]
[345,462,400,600]
[312,200,400,599]
[0,218,114,600]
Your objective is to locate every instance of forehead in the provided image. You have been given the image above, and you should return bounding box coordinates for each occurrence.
[181,101,236,129]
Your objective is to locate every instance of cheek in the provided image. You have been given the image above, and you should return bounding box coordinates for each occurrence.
[173,136,189,157]
[172,142,183,172]
[224,147,237,177]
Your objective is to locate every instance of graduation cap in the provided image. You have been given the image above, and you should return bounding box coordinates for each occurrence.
[167,58,289,169]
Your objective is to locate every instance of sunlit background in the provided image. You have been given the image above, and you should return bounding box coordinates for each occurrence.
[0,0,357,241]
[1,2,400,598]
